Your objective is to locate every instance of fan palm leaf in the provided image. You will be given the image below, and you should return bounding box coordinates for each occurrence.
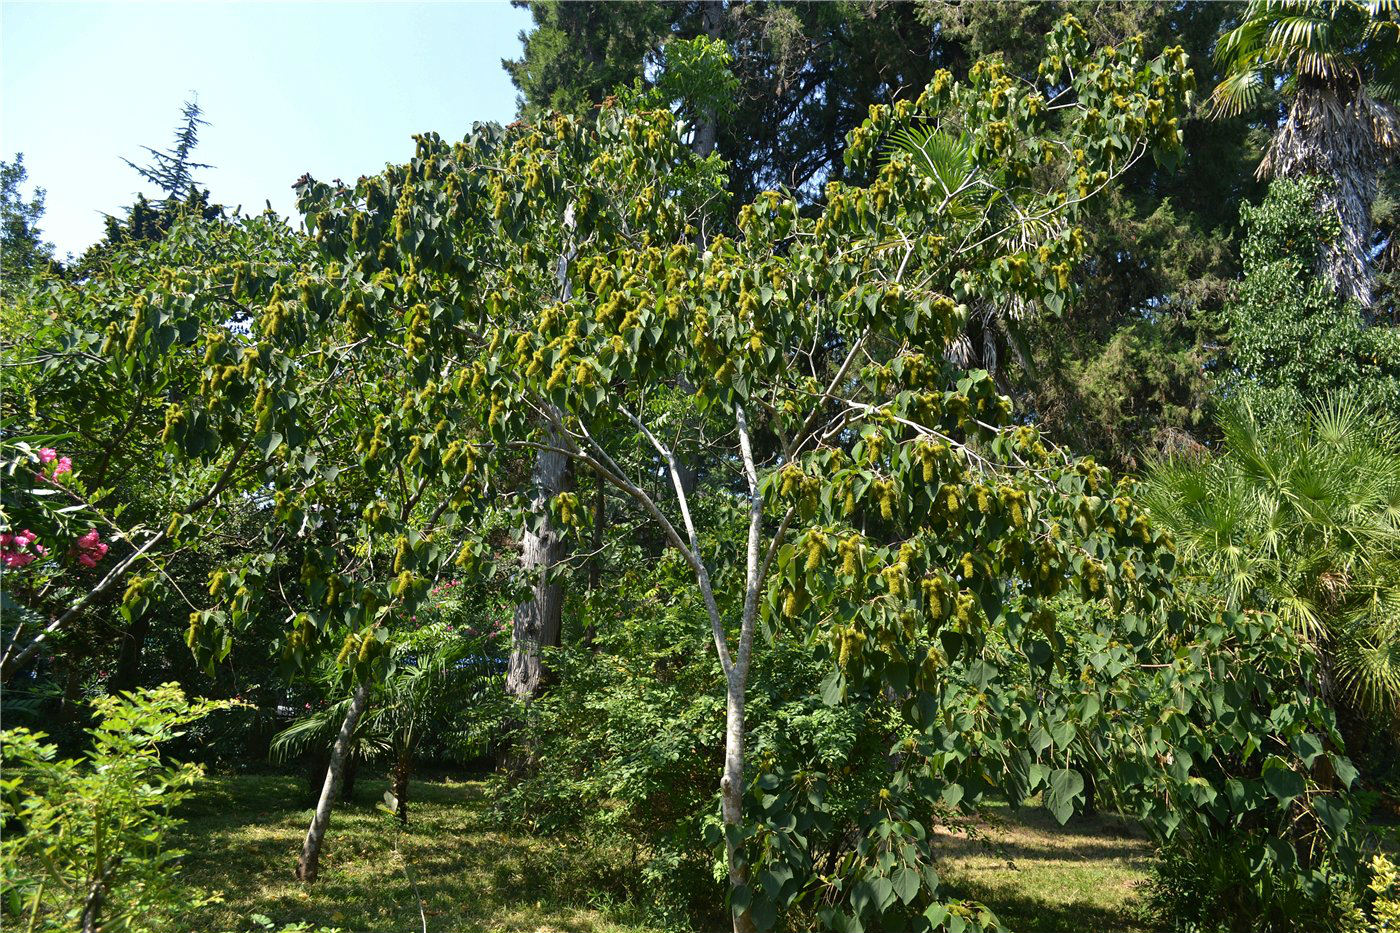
[1147,395,1400,725]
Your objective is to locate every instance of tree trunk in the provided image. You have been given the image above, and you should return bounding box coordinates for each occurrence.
[391,750,412,825]
[1264,83,1384,310]
[691,0,725,159]
[508,203,578,700]
[296,680,370,883]
[59,653,82,728]
[111,612,150,693]
[506,441,572,699]
[722,675,755,933]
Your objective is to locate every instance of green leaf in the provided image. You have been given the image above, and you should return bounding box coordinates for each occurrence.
[1289,732,1322,766]
[1045,768,1084,824]
[867,875,895,913]
[892,865,920,905]
[751,895,777,932]
[1328,754,1359,790]
[1313,797,1350,836]
[1261,757,1305,803]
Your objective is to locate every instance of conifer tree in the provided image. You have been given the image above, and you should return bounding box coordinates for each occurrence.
[122,98,214,207]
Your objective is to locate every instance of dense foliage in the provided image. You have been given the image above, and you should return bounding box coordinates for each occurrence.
[3,5,1399,933]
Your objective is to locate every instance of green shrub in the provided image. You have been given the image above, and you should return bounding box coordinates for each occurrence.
[1,683,231,932]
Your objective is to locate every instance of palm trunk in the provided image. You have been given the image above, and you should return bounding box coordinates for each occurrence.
[296,680,370,882]
[1265,83,1383,310]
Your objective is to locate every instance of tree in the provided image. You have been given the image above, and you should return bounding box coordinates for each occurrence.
[0,212,315,684]
[1213,0,1400,309]
[505,2,1271,469]
[1220,175,1400,420]
[316,18,1194,930]
[272,611,504,827]
[123,98,214,207]
[1145,398,1400,733]
[507,1,950,205]
[1,153,55,292]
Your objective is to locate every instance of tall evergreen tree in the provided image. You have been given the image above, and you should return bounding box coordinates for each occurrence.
[122,97,214,207]
[1,153,55,292]
[506,1,950,206]
[76,100,223,272]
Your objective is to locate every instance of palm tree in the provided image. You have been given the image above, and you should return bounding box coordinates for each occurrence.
[1144,397,1400,731]
[273,626,503,824]
[1213,0,1400,309]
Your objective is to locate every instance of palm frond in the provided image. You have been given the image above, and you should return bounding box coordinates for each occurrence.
[885,126,977,202]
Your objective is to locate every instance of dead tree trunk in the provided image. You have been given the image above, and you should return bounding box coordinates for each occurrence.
[296,679,370,882]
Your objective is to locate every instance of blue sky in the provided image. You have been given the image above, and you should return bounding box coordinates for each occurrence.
[2,1,532,258]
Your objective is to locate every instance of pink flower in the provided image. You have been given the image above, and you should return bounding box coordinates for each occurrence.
[16,529,35,547]
[38,448,56,464]
[2,552,35,568]
[53,457,72,477]
[71,529,108,568]
[0,533,12,548]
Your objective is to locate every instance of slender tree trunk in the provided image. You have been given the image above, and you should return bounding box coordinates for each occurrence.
[296,680,370,882]
[721,674,755,933]
[59,653,82,727]
[391,750,413,825]
[111,612,150,692]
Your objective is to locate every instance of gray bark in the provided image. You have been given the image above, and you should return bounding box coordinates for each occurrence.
[507,200,577,699]
[1263,83,1399,311]
[506,440,571,699]
[296,679,370,882]
[691,0,725,159]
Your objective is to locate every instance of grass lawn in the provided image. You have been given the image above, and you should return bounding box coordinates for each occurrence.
[935,805,1154,932]
[175,773,658,933]
[174,773,1154,932]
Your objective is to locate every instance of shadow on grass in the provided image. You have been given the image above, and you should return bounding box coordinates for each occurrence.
[173,774,655,933]
[932,806,1154,933]
[940,884,1151,933]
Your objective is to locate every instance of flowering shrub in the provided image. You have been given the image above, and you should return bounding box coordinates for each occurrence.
[1,438,125,676]
[72,528,110,568]
[1,528,45,568]
[0,440,106,575]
